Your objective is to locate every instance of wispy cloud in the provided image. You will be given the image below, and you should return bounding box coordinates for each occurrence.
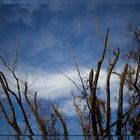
[0,5,40,25]
[19,67,89,99]
[1,62,129,117]
[32,34,70,54]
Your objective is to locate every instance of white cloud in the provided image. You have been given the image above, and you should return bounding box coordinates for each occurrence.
[18,66,124,111]
[17,65,122,101]
[16,66,89,100]
[1,64,129,115]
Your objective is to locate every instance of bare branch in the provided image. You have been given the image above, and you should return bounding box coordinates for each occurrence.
[61,71,79,91]
[24,81,48,138]
[106,48,120,135]
[116,64,128,135]
[73,96,87,140]
[91,29,109,136]
[75,62,87,97]
[0,101,13,125]
[12,39,20,71]
[0,73,21,135]
[0,71,34,135]
[33,91,38,113]
[52,105,68,140]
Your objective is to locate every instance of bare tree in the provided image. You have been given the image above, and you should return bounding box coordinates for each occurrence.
[65,26,140,140]
[0,25,140,140]
[116,64,128,135]
[123,25,140,135]
[106,48,120,136]
[52,104,68,140]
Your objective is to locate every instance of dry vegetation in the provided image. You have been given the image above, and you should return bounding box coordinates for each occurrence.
[0,25,140,140]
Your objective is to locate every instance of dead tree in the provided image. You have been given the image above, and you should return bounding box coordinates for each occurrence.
[0,46,48,139]
[24,81,48,139]
[116,64,128,135]
[106,48,120,136]
[123,25,140,135]
[69,27,140,138]
[72,94,89,140]
[90,29,109,136]
[0,72,21,136]
[52,104,68,140]
[0,46,34,136]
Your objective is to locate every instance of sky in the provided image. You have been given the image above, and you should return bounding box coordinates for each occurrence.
[0,0,140,136]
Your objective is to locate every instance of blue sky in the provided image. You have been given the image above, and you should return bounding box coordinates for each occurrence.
[0,0,140,136]
[0,2,140,71]
[0,0,140,111]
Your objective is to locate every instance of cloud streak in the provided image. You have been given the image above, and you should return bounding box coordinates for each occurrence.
[0,5,40,25]
[15,65,126,110]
